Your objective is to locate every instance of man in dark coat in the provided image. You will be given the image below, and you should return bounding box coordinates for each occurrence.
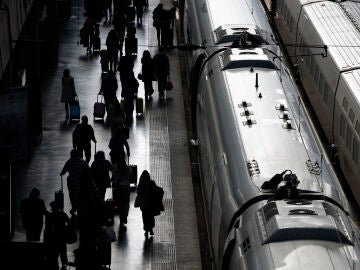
[100,70,118,112]
[19,187,47,241]
[153,47,170,99]
[72,115,97,163]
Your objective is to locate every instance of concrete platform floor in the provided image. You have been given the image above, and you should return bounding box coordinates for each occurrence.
[10,0,203,269]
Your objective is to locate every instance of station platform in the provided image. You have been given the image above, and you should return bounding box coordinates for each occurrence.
[9,0,204,269]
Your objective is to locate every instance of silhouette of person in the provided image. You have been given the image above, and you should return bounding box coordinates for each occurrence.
[72,115,97,163]
[111,158,131,227]
[60,149,87,214]
[153,4,165,46]
[136,170,161,238]
[134,0,146,25]
[153,47,170,99]
[91,151,113,199]
[100,70,118,112]
[61,68,77,118]
[140,50,155,99]
[43,201,70,270]
[108,127,130,164]
[19,187,47,241]
[106,29,120,71]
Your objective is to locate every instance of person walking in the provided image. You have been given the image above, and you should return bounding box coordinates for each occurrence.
[121,70,139,122]
[108,126,130,164]
[134,0,146,25]
[152,3,165,46]
[111,157,131,227]
[60,68,77,119]
[100,70,118,112]
[43,200,70,270]
[118,49,135,94]
[136,170,164,239]
[140,50,155,99]
[60,149,87,214]
[153,47,170,99]
[106,29,120,71]
[19,187,47,241]
[72,115,97,164]
[91,151,113,200]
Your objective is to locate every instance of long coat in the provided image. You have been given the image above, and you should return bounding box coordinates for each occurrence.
[61,76,76,103]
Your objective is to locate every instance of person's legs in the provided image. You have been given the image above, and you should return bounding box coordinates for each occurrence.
[65,102,69,117]
[84,145,91,163]
[158,78,166,98]
[156,27,161,46]
[59,242,68,267]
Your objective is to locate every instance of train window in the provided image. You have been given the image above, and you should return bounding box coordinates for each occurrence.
[352,139,359,163]
[346,127,352,151]
[342,98,349,111]
[349,109,355,123]
[356,121,360,136]
[340,114,346,141]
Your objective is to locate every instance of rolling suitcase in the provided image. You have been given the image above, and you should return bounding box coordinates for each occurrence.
[125,37,138,55]
[93,94,106,120]
[128,156,137,186]
[93,36,101,52]
[55,176,64,210]
[161,25,173,47]
[136,97,143,116]
[69,95,80,121]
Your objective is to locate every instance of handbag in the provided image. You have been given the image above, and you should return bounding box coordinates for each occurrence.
[165,80,173,91]
[102,225,117,243]
[134,195,140,208]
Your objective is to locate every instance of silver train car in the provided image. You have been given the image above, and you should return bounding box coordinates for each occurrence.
[273,0,360,207]
[181,0,360,269]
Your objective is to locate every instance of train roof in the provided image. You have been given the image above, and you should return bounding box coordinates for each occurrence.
[303,1,360,70]
[204,47,346,202]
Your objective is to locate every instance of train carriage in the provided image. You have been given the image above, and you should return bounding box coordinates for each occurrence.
[274,0,360,208]
[181,0,360,269]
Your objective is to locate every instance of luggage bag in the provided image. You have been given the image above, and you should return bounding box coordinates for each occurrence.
[55,176,64,210]
[127,156,137,186]
[125,37,138,55]
[69,95,80,121]
[136,97,144,116]
[93,36,101,52]
[93,94,106,120]
[161,25,173,47]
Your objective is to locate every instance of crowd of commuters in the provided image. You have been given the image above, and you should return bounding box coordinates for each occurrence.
[19,1,173,269]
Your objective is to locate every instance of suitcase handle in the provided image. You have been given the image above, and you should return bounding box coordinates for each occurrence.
[97,94,104,103]
[60,175,63,191]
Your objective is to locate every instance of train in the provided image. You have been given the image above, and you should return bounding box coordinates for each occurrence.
[272,0,360,208]
[179,0,360,269]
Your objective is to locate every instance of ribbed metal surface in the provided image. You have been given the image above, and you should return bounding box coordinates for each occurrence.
[341,1,360,33]
[147,94,177,268]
